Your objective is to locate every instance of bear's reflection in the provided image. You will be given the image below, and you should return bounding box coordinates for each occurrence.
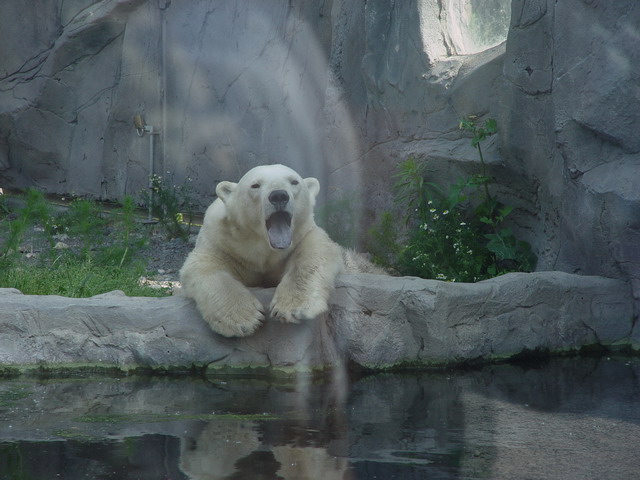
[180,421,262,478]
[179,368,352,480]
[180,420,351,480]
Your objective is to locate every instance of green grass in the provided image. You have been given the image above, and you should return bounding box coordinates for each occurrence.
[0,189,177,298]
[0,256,168,298]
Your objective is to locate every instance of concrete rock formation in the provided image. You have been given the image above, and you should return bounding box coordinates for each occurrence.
[499,0,640,317]
[0,272,635,373]
[1,1,638,323]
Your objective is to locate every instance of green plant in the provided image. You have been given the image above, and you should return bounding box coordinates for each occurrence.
[459,116,499,222]
[96,195,147,268]
[367,211,401,269]
[0,191,167,298]
[368,117,535,281]
[0,189,56,259]
[460,116,535,273]
[0,256,168,297]
[0,193,9,216]
[58,198,107,258]
[141,174,195,240]
[392,163,492,282]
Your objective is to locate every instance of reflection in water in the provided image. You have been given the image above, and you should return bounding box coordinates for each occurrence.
[0,357,639,479]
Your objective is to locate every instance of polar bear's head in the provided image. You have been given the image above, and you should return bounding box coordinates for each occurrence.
[215,164,320,250]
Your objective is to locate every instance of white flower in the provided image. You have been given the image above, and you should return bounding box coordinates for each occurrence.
[430,208,436,213]
[460,222,466,226]
[436,273,447,280]
[443,210,449,215]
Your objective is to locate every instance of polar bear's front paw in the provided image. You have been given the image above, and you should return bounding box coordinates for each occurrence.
[269,292,327,324]
[206,294,265,338]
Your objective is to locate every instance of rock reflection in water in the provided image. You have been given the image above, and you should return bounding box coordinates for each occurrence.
[0,357,638,479]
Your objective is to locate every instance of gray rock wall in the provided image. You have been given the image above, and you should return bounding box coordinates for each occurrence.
[0,0,336,200]
[0,0,504,208]
[498,0,640,316]
[1,0,638,317]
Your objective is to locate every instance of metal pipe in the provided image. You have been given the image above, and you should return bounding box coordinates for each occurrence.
[148,126,154,222]
[144,124,161,222]
[159,0,169,177]
[134,114,160,223]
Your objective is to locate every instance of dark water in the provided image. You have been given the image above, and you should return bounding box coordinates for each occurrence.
[0,357,639,480]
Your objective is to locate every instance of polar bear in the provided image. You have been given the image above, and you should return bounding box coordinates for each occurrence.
[180,164,381,338]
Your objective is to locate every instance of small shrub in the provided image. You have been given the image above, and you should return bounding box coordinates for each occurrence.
[1,189,55,258]
[140,174,195,241]
[57,198,107,257]
[97,196,147,267]
[369,117,536,281]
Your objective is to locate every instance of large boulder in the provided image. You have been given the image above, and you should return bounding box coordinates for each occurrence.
[332,272,634,369]
[0,271,634,375]
[498,0,640,316]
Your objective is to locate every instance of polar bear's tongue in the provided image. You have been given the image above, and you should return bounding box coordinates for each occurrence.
[266,211,292,249]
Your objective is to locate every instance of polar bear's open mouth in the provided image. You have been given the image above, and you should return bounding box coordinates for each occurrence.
[266,211,292,249]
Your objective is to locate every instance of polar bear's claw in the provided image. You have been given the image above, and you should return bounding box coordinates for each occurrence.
[204,293,266,338]
[212,308,264,338]
[269,306,301,324]
[269,294,327,324]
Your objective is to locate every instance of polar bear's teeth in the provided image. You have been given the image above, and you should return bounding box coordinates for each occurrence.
[266,211,292,249]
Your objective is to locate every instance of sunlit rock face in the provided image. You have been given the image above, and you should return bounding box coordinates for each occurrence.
[445,0,511,54]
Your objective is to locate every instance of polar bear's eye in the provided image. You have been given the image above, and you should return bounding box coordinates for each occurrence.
[251,183,260,189]
[290,179,299,186]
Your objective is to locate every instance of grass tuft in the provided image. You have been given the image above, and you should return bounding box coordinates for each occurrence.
[0,257,168,297]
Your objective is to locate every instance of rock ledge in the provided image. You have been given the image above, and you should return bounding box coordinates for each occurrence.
[0,272,636,376]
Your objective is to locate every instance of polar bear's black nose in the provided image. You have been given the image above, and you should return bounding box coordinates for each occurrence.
[269,190,289,208]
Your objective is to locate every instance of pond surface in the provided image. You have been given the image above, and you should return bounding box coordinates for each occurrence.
[0,356,639,480]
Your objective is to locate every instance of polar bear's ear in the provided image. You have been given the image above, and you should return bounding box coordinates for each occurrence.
[216,181,237,203]
[304,177,320,199]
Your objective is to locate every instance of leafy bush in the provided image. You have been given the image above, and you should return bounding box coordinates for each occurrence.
[369,117,536,281]
[140,174,196,240]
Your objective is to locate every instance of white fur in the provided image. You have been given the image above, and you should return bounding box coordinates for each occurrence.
[180,164,343,337]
